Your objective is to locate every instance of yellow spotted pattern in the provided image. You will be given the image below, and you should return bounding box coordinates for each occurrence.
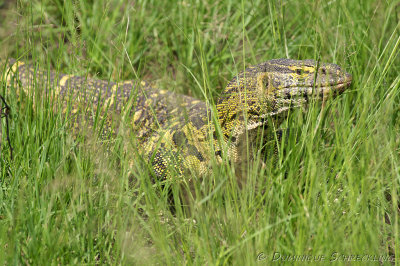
[2,58,351,178]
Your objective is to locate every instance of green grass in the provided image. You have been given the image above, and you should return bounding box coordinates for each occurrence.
[1,0,399,264]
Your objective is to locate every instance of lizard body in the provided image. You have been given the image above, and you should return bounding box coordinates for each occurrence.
[3,58,352,177]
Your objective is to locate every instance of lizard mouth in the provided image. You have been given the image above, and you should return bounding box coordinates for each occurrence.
[316,80,351,97]
[280,78,352,100]
[328,72,353,94]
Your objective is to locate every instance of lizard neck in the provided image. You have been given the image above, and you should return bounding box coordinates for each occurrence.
[213,94,267,162]
[215,82,264,143]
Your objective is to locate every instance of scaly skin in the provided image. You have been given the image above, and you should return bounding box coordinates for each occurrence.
[3,58,352,177]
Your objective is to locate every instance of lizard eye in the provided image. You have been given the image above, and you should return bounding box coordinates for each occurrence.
[296,69,302,75]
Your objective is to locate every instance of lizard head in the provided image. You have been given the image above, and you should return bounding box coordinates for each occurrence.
[256,59,352,116]
[217,59,352,122]
[216,59,352,139]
